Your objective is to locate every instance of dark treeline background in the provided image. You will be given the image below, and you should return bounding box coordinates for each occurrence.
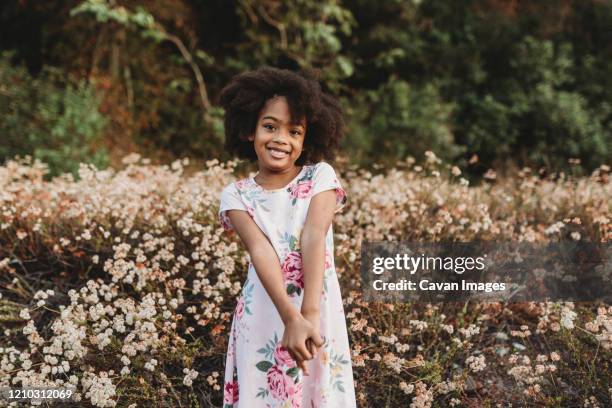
[1,0,611,178]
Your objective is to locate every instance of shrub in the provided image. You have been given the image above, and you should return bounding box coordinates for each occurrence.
[0,52,108,178]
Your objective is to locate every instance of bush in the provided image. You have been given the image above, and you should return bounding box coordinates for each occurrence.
[342,78,464,167]
[0,52,108,178]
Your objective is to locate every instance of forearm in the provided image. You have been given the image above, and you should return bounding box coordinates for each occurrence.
[249,243,300,325]
[300,228,326,314]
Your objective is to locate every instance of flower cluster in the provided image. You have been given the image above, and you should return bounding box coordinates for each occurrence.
[507,353,559,397]
[0,153,610,406]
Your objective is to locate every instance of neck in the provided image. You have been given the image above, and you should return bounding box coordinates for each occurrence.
[255,164,302,185]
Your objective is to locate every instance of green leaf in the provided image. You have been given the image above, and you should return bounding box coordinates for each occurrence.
[195,50,215,65]
[256,361,273,372]
[336,55,354,77]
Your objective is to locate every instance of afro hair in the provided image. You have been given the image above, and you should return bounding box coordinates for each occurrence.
[218,66,345,166]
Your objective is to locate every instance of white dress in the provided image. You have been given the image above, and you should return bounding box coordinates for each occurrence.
[218,161,357,408]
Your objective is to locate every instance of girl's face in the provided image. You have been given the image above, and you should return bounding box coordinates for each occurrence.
[248,96,306,172]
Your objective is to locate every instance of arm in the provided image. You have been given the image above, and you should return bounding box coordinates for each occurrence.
[300,189,337,317]
[226,209,299,325]
[226,209,319,373]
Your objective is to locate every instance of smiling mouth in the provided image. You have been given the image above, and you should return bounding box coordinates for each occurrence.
[267,147,290,158]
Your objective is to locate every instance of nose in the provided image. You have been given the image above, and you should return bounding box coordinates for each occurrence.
[272,133,289,144]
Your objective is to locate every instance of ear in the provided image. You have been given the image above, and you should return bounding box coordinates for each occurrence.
[246,133,254,142]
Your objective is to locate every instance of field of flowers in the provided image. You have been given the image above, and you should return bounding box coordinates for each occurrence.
[1,153,611,407]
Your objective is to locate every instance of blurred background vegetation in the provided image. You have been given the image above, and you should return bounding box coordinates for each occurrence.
[1,0,610,178]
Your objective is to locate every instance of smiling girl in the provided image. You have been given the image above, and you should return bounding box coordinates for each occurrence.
[217,67,357,407]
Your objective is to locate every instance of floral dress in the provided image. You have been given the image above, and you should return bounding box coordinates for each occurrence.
[218,161,357,408]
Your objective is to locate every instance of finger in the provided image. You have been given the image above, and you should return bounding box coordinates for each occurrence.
[311,332,325,348]
[298,359,309,376]
[288,348,299,363]
[305,339,314,355]
[290,345,308,362]
[296,343,313,361]
[306,338,318,356]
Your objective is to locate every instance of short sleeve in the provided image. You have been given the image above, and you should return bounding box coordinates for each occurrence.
[218,183,248,232]
[311,162,348,213]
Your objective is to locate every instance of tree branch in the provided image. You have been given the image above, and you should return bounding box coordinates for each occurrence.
[165,33,212,117]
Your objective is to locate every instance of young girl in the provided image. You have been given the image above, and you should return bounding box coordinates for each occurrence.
[217,67,357,407]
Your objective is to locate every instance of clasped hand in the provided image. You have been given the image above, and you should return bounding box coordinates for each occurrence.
[281,311,324,376]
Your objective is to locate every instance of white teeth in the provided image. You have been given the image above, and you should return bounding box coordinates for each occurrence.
[267,148,289,159]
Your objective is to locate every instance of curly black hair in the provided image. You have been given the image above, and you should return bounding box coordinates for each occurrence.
[218,66,345,166]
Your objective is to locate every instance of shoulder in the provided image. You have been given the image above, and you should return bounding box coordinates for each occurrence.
[221,177,250,194]
[312,161,339,180]
[220,181,236,195]
[303,161,335,177]
[220,181,240,202]
[306,161,344,193]
[315,161,336,174]
[297,162,330,184]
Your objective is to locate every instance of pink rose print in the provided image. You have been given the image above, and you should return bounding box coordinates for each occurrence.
[219,212,232,231]
[281,251,304,293]
[223,380,239,404]
[335,181,347,206]
[324,249,332,270]
[266,364,291,400]
[273,344,297,368]
[235,296,245,320]
[289,180,313,199]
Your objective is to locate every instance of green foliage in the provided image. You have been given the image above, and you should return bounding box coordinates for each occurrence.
[233,0,357,92]
[70,0,219,158]
[343,78,463,166]
[0,53,108,178]
[457,36,611,169]
[3,0,612,173]
[70,0,166,42]
[343,0,612,171]
[516,38,610,168]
